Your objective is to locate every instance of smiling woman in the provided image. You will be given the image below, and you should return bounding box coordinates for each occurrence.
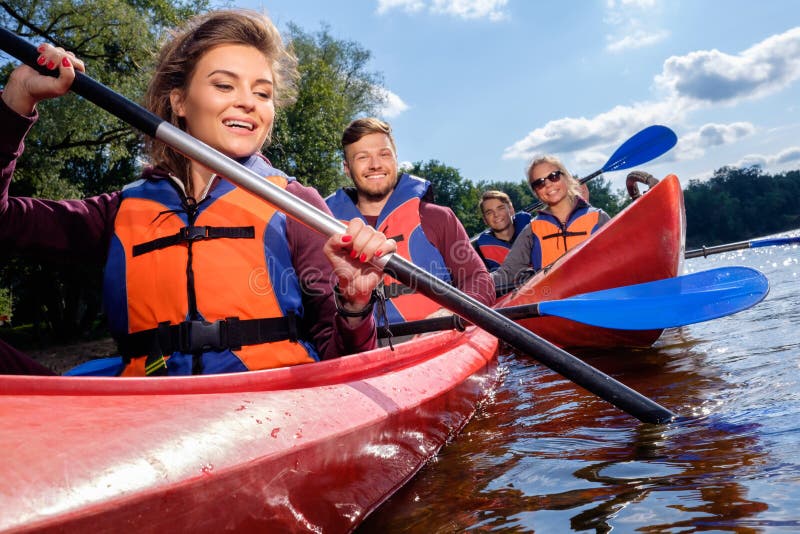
[0,9,397,377]
[168,44,277,196]
[491,155,611,289]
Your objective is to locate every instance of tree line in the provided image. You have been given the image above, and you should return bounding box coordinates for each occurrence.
[1,1,798,344]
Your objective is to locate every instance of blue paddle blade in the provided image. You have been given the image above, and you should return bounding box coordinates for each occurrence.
[539,267,769,330]
[64,356,124,376]
[602,125,678,173]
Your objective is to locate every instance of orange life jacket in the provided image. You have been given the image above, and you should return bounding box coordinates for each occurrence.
[326,174,452,323]
[529,203,604,271]
[104,158,316,376]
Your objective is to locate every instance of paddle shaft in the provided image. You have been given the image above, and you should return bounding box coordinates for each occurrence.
[383,258,674,423]
[379,303,540,338]
[685,236,800,259]
[0,28,675,424]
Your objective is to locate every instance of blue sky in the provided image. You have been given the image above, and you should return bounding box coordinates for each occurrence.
[231,0,800,191]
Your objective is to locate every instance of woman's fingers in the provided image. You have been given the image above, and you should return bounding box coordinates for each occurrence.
[343,218,395,263]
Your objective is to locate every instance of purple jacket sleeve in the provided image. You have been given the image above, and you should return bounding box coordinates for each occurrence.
[419,202,496,307]
[285,181,377,359]
[0,96,119,262]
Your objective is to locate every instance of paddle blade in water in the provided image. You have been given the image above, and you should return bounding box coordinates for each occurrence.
[539,267,769,330]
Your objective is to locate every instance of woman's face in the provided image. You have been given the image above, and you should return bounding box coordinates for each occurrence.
[530,162,568,206]
[170,44,275,159]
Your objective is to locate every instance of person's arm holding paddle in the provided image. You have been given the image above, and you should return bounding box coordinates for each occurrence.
[1,44,118,262]
[0,10,396,376]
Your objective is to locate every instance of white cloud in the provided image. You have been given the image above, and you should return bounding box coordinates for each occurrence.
[504,27,800,172]
[398,160,414,172]
[734,146,800,169]
[377,87,410,118]
[502,101,681,162]
[431,0,508,21]
[676,122,755,160]
[607,0,658,8]
[606,28,669,53]
[656,26,800,104]
[376,0,508,21]
[604,0,667,52]
[376,0,425,14]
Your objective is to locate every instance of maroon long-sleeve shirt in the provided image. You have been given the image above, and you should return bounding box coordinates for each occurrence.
[0,97,375,363]
[362,205,496,308]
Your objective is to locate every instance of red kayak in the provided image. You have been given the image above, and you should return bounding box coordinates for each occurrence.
[498,174,685,348]
[0,327,498,533]
[0,175,683,531]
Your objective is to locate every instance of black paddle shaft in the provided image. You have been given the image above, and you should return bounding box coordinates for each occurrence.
[378,302,541,337]
[0,26,675,424]
[384,256,675,424]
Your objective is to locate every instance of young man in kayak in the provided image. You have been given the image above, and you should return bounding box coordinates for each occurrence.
[326,117,495,325]
[0,10,396,376]
[473,190,532,272]
[492,155,610,292]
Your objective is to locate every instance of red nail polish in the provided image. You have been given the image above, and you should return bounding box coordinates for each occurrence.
[341,235,352,243]
[359,253,367,263]
[46,60,56,70]
[62,57,71,68]
[375,250,383,257]
[37,44,46,53]
[37,55,46,66]
[350,249,358,259]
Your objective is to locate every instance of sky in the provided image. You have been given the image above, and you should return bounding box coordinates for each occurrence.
[230,0,800,191]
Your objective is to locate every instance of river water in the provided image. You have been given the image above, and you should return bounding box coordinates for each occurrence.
[359,230,800,533]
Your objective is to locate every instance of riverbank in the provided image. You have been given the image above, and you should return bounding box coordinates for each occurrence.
[26,337,116,375]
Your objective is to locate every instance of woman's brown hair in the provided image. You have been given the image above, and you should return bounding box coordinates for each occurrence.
[143,9,298,191]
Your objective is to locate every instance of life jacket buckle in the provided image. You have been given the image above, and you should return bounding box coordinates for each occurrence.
[180,226,208,241]
[178,319,227,352]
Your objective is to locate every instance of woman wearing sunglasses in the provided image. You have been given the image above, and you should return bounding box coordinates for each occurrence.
[491,155,609,290]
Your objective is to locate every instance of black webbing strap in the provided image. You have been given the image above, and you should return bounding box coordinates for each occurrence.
[541,229,588,241]
[117,314,302,358]
[383,282,415,299]
[132,226,255,256]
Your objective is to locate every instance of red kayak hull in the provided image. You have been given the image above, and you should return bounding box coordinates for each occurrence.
[499,174,686,348]
[0,327,498,533]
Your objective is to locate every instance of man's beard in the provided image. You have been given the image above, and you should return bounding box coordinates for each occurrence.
[358,174,398,201]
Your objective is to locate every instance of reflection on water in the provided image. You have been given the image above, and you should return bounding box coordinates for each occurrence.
[358,232,800,533]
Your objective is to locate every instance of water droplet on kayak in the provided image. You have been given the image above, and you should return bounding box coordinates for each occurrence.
[201,464,214,475]
[271,427,280,438]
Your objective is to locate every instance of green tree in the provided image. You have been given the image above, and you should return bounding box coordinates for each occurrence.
[684,166,800,247]
[0,0,208,343]
[406,160,486,235]
[584,176,629,217]
[475,179,535,215]
[0,287,11,320]
[267,23,386,196]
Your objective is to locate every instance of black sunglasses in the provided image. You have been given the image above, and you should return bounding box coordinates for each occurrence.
[530,169,563,190]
